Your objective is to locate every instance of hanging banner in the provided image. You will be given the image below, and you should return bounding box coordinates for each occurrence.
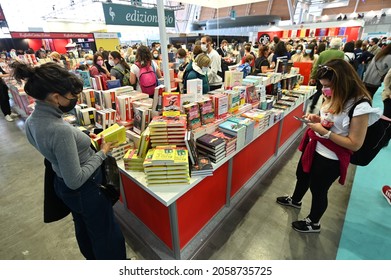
[102,3,175,28]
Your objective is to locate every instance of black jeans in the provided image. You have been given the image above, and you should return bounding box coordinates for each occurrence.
[292,152,340,224]
[383,98,391,118]
[0,81,11,116]
[54,167,126,260]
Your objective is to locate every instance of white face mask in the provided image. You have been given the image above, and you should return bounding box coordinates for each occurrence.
[201,44,208,52]
[202,67,209,74]
[223,46,228,51]
[108,59,115,66]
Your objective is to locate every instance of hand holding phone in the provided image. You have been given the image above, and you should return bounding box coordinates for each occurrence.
[294,116,312,123]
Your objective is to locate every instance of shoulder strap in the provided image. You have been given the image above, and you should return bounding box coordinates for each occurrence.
[348,99,371,120]
[112,66,125,76]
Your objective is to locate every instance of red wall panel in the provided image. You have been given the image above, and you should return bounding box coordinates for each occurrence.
[121,174,172,249]
[231,124,280,197]
[177,163,228,249]
[279,106,304,148]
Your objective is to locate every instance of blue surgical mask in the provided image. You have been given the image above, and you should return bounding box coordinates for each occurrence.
[177,58,185,64]
[296,49,302,54]
[305,49,312,54]
[86,60,93,65]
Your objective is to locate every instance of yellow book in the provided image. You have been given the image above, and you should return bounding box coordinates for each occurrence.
[151,147,175,164]
[173,148,189,166]
[93,124,126,150]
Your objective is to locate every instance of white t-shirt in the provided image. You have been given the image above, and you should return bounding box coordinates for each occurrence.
[130,60,159,92]
[315,99,382,160]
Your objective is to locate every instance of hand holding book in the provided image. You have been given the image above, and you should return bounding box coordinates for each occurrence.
[100,136,118,155]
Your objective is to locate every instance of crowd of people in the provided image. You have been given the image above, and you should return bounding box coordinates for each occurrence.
[1,35,391,246]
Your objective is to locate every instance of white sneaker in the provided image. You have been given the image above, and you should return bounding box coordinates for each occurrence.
[10,112,19,118]
[5,115,14,122]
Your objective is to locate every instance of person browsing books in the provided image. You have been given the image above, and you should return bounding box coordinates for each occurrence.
[183,53,210,94]
[10,61,126,259]
[109,51,131,86]
[276,59,381,233]
[89,52,111,80]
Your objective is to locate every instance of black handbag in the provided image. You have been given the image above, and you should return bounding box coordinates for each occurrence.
[100,155,121,205]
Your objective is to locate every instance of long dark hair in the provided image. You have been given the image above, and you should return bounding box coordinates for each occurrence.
[10,61,83,100]
[375,44,391,62]
[110,51,130,71]
[135,45,152,67]
[274,41,288,57]
[93,53,106,74]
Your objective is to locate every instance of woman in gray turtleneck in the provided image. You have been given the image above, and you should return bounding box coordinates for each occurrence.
[10,61,126,260]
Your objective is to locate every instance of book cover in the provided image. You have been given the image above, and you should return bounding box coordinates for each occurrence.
[185,131,198,165]
[186,78,202,100]
[227,91,240,113]
[162,92,181,117]
[211,94,228,119]
[191,156,213,172]
[218,120,246,150]
[196,134,225,150]
[198,98,215,125]
[183,102,201,130]
[93,124,126,149]
[151,147,175,164]
[137,127,151,158]
[78,70,91,88]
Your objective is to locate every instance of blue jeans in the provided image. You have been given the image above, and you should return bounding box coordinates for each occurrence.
[54,167,126,260]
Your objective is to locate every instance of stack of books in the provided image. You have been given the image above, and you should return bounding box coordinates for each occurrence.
[212,131,237,157]
[143,147,190,186]
[148,116,187,147]
[111,142,133,161]
[218,120,246,151]
[196,134,226,164]
[190,156,213,177]
[241,109,272,136]
[123,148,144,171]
[228,116,255,145]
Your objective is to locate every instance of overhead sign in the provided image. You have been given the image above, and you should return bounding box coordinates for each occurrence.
[102,3,175,28]
[10,32,94,39]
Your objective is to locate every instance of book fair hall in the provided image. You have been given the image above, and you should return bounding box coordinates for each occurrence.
[1,0,391,265]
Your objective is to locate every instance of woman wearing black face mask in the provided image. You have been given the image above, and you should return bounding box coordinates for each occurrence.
[9,61,126,260]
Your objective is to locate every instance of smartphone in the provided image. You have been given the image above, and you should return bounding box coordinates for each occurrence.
[294,116,312,123]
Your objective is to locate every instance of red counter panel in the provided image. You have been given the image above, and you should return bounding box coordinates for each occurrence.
[279,106,303,148]
[231,124,280,197]
[176,162,228,249]
[121,173,173,249]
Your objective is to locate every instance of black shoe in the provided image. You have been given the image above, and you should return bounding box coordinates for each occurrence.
[276,196,302,209]
[292,217,321,233]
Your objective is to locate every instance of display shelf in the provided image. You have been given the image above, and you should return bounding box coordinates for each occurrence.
[116,92,312,259]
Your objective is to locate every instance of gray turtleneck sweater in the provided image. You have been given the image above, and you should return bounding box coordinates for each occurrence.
[25,100,106,189]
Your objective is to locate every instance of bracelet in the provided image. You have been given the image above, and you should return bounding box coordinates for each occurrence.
[322,130,332,139]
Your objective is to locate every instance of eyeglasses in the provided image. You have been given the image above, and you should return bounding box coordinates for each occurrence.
[317,65,337,80]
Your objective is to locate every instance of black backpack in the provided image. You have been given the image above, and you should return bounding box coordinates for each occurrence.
[348,99,391,166]
[345,54,359,71]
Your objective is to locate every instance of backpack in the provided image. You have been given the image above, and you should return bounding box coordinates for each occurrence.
[345,54,359,71]
[348,99,391,166]
[135,61,157,96]
[112,66,131,86]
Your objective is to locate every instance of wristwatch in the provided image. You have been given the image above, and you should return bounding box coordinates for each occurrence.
[322,130,332,139]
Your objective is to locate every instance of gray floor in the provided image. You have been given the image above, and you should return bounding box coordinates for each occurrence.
[0,111,355,260]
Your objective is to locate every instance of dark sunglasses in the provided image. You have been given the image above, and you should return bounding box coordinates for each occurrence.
[317,65,337,80]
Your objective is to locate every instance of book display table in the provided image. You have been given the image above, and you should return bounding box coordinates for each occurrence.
[116,96,312,260]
